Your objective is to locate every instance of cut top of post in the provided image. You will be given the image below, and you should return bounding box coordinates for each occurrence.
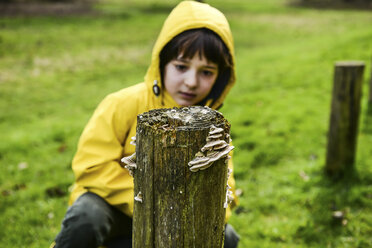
[137,106,229,130]
[335,61,365,67]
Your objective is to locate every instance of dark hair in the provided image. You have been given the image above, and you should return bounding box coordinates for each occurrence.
[159,28,233,106]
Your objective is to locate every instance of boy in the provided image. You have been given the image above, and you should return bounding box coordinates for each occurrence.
[53,1,239,247]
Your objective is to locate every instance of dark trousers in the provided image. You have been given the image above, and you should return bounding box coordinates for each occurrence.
[55,192,239,248]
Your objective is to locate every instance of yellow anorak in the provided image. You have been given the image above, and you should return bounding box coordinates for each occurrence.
[69,0,238,220]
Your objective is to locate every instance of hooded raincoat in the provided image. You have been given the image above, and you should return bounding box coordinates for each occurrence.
[69,0,238,221]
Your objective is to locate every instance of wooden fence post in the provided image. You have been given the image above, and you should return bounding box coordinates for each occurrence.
[132,106,232,247]
[325,61,365,177]
[369,56,372,104]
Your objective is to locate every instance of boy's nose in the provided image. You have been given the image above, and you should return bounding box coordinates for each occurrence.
[184,70,198,88]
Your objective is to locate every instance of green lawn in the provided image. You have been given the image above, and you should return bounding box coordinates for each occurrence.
[1,0,372,247]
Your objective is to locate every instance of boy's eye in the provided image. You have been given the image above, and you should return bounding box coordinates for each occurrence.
[202,70,215,77]
[175,64,187,71]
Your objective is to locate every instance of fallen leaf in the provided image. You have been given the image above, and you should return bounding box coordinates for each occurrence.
[18,162,28,170]
[235,188,243,197]
[58,144,67,153]
[299,170,309,181]
[48,212,55,219]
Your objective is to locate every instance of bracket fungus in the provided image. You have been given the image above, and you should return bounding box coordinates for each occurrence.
[188,125,234,172]
[224,168,234,208]
[130,135,136,146]
[121,152,137,176]
[121,136,137,176]
[134,191,143,203]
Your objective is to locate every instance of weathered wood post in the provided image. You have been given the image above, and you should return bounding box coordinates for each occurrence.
[132,106,233,247]
[325,61,365,177]
[369,56,372,104]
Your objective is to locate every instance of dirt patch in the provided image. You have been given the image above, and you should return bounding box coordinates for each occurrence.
[0,2,97,17]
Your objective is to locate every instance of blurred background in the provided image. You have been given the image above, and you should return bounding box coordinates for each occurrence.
[0,0,371,247]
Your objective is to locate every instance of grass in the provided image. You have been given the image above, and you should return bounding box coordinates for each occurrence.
[1,0,372,247]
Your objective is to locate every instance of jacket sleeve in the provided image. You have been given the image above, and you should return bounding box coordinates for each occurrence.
[71,91,138,212]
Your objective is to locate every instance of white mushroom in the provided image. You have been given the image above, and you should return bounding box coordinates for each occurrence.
[208,146,234,163]
[209,125,224,135]
[227,192,234,202]
[206,150,219,157]
[224,187,234,208]
[225,133,232,143]
[130,136,136,146]
[188,125,234,172]
[224,168,234,208]
[134,191,143,203]
[121,152,136,176]
[189,146,234,172]
[206,133,224,141]
[201,140,227,152]
[189,159,212,172]
[188,155,209,166]
[213,142,229,150]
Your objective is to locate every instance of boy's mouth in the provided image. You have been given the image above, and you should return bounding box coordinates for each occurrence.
[179,91,196,99]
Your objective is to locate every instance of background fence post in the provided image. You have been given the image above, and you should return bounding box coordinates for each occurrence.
[369,56,372,105]
[325,61,365,177]
[133,106,231,247]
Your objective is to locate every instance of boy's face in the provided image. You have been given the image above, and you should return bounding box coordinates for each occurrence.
[163,53,218,106]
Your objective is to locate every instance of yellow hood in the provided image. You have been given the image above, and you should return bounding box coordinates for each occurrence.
[145,0,236,109]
